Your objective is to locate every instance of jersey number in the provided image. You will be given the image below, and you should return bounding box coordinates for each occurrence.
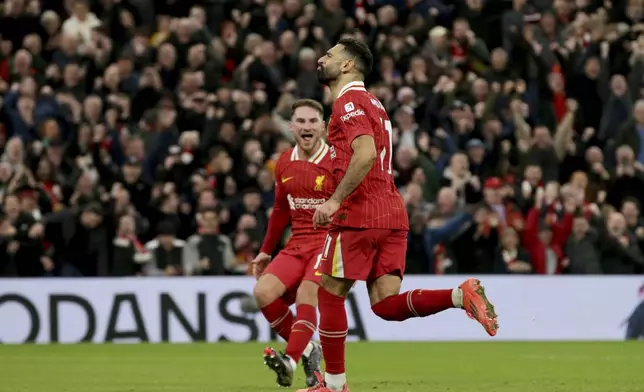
[380,119,393,174]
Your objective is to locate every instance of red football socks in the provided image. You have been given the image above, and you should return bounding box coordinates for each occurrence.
[285,304,317,362]
[261,298,294,341]
[371,289,454,321]
[318,287,347,375]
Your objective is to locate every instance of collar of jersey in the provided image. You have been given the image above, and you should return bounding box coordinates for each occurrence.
[291,141,328,164]
[337,81,367,98]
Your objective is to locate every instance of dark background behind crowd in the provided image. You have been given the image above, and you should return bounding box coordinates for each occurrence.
[1,0,644,277]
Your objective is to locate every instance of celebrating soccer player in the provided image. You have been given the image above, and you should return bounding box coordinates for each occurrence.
[252,99,335,388]
[298,38,499,392]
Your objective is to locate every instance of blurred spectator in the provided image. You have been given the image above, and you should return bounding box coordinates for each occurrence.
[143,220,187,276]
[494,226,532,274]
[1,0,644,278]
[185,206,241,275]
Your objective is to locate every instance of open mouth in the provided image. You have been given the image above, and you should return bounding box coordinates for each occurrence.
[301,133,313,142]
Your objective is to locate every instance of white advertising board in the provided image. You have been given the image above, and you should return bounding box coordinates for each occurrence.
[0,276,642,343]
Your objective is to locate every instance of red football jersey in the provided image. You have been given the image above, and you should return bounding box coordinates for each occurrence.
[327,81,409,230]
[260,142,336,254]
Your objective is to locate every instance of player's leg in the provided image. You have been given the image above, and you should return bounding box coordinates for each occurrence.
[369,273,457,319]
[284,253,323,386]
[368,230,498,335]
[366,230,455,319]
[254,252,304,341]
[307,229,374,392]
[318,274,354,391]
[288,280,322,386]
[265,278,322,388]
[263,251,322,387]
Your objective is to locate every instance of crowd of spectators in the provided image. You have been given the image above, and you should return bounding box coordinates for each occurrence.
[1,0,644,277]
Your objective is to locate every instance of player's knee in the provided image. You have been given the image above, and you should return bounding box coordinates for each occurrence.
[320,274,353,297]
[371,300,404,322]
[295,281,318,307]
[253,279,281,307]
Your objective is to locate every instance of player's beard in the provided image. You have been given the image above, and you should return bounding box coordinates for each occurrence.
[317,65,337,85]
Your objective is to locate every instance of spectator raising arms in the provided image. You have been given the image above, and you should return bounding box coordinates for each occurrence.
[1,0,644,276]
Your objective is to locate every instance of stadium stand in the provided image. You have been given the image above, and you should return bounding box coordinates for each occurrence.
[0,0,643,277]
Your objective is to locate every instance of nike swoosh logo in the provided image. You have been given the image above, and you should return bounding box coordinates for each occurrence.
[282,177,294,183]
[314,271,322,276]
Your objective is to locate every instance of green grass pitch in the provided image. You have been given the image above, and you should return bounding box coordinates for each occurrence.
[1,342,643,392]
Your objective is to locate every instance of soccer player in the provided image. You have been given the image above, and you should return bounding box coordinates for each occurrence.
[298,38,499,392]
[252,99,335,388]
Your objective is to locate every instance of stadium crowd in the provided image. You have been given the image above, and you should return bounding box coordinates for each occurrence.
[1,0,644,277]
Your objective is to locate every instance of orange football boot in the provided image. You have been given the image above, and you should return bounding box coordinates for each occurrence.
[459,278,499,336]
[295,372,350,392]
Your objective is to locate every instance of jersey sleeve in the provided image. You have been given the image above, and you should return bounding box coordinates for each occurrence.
[337,95,374,145]
[260,157,291,255]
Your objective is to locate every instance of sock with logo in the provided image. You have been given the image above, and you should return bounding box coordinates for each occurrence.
[318,287,347,387]
[285,304,317,365]
[371,289,457,321]
[261,298,294,341]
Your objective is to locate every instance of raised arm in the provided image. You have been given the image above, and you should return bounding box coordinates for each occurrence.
[554,99,577,161]
[510,99,532,150]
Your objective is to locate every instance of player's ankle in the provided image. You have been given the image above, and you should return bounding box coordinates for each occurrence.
[451,288,463,308]
[325,372,346,391]
[286,355,297,371]
[303,341,315,357]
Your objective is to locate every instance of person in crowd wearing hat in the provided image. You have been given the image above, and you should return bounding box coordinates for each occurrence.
[37,202,107,276]
[142,220,187,276]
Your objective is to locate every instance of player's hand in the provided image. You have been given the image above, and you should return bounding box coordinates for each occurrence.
[251,252,271,280]
[313,199,340,229]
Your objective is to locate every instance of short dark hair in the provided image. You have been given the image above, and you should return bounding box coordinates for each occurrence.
[292,99,324,117]
[337,37,373,77]
[209,146,228,160]
[622,197,640,210]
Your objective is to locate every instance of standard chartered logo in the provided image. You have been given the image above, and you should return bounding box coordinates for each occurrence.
[287,194,325,210]
[287,194,296,210]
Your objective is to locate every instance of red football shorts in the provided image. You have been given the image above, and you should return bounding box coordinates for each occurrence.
[263,242,322,300]
[319,228,408,282]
